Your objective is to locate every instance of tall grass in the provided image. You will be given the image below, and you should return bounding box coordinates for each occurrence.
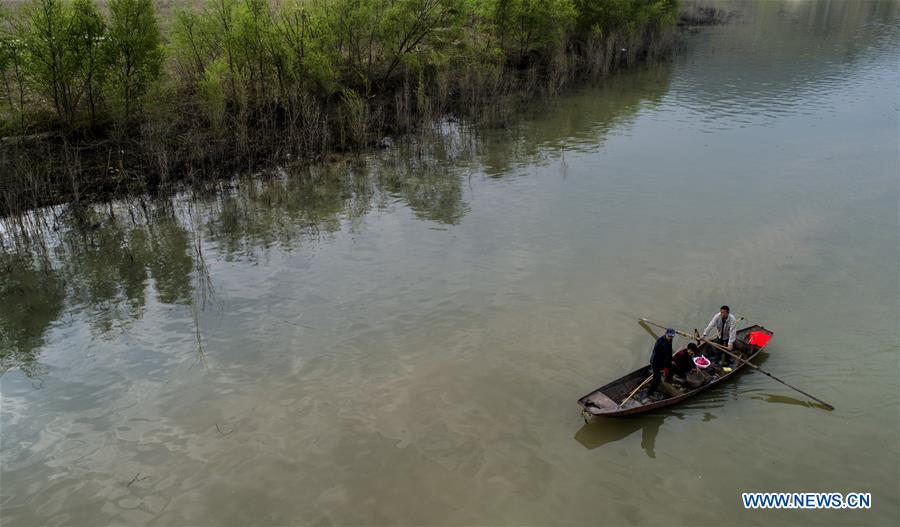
[0,0,681,215]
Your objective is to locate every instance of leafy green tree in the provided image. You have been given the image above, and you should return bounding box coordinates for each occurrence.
[232,0,277,103]
[377,0,465,83]
[479,0,577,65]
[20,0,79,126]
[573,0,679,37]
[15,0,109,128]
[106,0,164,122]
[0,8,28,131]
[274,1,339,95]
[70,0,106,126]
[3,0,681,144]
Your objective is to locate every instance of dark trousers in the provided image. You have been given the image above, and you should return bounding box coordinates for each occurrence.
[647,365,673,396]
[711,338,731,365]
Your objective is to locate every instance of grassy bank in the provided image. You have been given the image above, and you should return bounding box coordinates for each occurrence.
[0,0,681,216]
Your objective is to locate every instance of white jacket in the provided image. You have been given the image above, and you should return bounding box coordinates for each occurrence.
[702,313,737,347]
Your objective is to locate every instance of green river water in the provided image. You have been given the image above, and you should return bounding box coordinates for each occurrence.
[1,1,898,525]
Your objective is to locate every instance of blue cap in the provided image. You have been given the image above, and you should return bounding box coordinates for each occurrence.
[665,328,676,337]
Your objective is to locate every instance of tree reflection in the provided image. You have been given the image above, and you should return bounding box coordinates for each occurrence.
[203,163,374,258]
[375,133,474,225]
[477,64,675,177]
[0,52,689,375]
[0,251,64,377]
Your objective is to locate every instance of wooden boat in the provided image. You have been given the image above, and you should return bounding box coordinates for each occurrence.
[578,324,774,418]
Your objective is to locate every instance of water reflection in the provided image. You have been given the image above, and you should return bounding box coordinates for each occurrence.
[1,1,897,524]
[0,1,894,381]
[203,164,373,258]
[0,252,64,377]
[574,414,670,459]
[751,393,832,411]
[669,0,899,129]
[0,70,677,376]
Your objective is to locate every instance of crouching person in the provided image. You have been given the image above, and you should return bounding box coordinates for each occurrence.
[671,343,710,388]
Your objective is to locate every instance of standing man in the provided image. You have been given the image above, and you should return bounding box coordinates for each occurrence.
[645,328,676,399]
[702,305,737,365]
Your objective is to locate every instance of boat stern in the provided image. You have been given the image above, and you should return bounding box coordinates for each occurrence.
[579,391,624,417]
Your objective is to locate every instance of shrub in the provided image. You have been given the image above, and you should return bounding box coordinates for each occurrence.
[480,0,578,65]
[106,0,164,122]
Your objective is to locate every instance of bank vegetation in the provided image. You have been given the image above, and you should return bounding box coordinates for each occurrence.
[0,0,680,215]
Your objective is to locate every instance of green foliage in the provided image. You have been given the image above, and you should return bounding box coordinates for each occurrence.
[339,87,368,146]
[106,0,164,121]
[70,0,106,125]
[480,0,578,63]
[197,56,228,126]
[19,0,82,126]
[3,0,680,138]
[9,0,163,128]
[573,0,679,37]
[374,0,466,81]
[275,1,339,94]
[1,7,29,131]
[170,0,285,111]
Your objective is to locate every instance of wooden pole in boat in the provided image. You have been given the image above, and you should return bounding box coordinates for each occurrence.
[618,320,661,408]
[690,328,747,369]
[619,375,653,408]
[640,318,835,411]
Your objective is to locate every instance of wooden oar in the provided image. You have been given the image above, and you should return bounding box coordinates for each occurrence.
[638,319,660,340]
[695,334,834,410]
[617,320,666,407]
[640,318,835,411]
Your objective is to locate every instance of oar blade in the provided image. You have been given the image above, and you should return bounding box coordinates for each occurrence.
[638,319,660,339]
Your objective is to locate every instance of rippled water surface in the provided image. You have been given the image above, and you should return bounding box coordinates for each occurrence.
[2,1,898,525]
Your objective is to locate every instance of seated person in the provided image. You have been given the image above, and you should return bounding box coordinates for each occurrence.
[672,343,699,377]
[671,343,710,388]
